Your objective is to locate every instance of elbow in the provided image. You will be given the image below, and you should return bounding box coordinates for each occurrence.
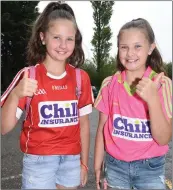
[1,128,8,135]
[1,123,13,135]
[156,136,172,146]
[1,117,17,135]
[154,129,172,146]
[1,131,7,135]
[1,124,8,135]
[157,141,169,146]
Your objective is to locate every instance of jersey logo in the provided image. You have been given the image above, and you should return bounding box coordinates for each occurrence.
[112,114,152,141]
[38,100,78,128]
[34,89,47,95]
[52,85,67,90]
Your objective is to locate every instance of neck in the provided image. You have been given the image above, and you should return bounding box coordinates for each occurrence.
[43,57,66,76]
[126,68,146,86]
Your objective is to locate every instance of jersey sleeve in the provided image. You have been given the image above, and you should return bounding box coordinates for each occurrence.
[1,68,27,119]
[78,70,93,116]
[159,76,172,120]
[94,76,111,115]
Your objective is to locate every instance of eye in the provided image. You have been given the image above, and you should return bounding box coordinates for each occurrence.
[67,38,74,41]
[120,46,128,50]
[135,44,141,48]
[54,36,60,40]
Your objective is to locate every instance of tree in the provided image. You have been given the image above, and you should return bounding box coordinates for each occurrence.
[1,1,39,92]
[82,57,117,88]
[164,62,172,79]
[90,1,114,76]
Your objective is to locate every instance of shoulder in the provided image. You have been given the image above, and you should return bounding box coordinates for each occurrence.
[160,76,172,95]
[74,67,90,81]
[67,64,91,83]
[79,69,90,79]
[161,75,172,85]
[153,73,172,88]
[101,71,121,88]
[28,64,40,72]
[101,76,112,88]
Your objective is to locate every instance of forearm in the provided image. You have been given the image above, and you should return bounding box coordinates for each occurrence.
[80,115,90,166]
[94,129,105,170]
[1,91,19,134]
[148,96,172,145]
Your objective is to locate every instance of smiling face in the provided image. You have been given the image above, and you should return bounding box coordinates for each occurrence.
[118,28,155,72]
[40,19,76,64]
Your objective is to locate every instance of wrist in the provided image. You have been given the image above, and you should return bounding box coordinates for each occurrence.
[80,160,89,172]
[10,89,20,101]
[147,93,160,106]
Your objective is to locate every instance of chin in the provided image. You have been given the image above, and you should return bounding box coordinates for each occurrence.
[54,56,68,61]
[126,65,146,72]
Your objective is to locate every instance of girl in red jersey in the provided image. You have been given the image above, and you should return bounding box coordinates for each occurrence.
[1,2,93,189]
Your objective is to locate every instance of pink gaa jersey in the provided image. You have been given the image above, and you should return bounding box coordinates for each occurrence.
[94,66,172,162]
[1,63,93,155]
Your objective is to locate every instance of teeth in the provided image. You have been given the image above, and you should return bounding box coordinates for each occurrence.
[58,52,66,54]
[127,60,136,62]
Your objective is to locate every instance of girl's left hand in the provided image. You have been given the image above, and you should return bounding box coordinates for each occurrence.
[136,73,164,104]
[80,166,88,187]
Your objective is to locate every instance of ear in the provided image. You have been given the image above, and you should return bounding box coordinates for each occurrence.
[40,32,45,45]
[148,43,156,55]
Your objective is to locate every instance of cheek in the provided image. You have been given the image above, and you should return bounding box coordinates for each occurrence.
[119,51,126,60]
[68,42,75,51]
[139,51,149,59]
[49,40,59,47]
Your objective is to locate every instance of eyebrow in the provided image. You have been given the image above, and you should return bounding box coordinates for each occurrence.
[48,31,75,38]
[119,42,142,45]
[53,34,75,38]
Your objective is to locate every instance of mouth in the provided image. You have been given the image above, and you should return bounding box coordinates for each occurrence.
[126,59,139,63]
[58,51,66,55]
[56,51,67,55]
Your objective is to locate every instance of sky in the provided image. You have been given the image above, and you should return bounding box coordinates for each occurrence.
[38,1,172,63]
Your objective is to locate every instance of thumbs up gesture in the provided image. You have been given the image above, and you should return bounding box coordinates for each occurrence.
[12,68,38,99]
[136,72,164,104]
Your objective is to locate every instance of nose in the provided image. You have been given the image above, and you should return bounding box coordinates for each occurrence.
[59,39,67,49]
[127,48,135,57]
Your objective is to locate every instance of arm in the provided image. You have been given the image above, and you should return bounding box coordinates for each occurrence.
[80,114,90,186]
[136,74,172,145]
[1,90,19,134]
[1,69,38,135]
[80,114,90,168]
[94,112,108,189]
[148,94,172,145]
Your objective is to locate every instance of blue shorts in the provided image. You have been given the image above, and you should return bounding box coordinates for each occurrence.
[105,152,166,189]
[22,154,80,189]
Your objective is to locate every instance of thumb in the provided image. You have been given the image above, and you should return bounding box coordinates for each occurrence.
[23,68,29,78]
[154,72,164,86]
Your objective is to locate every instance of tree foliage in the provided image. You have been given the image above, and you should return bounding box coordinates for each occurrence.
[90,1,114,75]
[1,1,39,92]
[82,57,117,88]
[164,62,172,79]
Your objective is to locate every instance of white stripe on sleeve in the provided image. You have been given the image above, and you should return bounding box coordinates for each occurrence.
[16,107,23,120]
[79,104,92,116]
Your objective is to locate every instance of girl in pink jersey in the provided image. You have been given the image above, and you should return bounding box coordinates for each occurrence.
[94,18,172,189]
[1,2,93,189]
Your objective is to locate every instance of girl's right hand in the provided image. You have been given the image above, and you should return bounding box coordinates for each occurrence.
[95,168,101,189]
[12,68,38,99]
[95,168,107,189]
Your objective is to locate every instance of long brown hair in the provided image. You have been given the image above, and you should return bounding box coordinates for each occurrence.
[27,2,84,67]
[116,18,166,74]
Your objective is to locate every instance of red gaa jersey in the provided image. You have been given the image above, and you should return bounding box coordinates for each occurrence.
[1,63,93,155]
